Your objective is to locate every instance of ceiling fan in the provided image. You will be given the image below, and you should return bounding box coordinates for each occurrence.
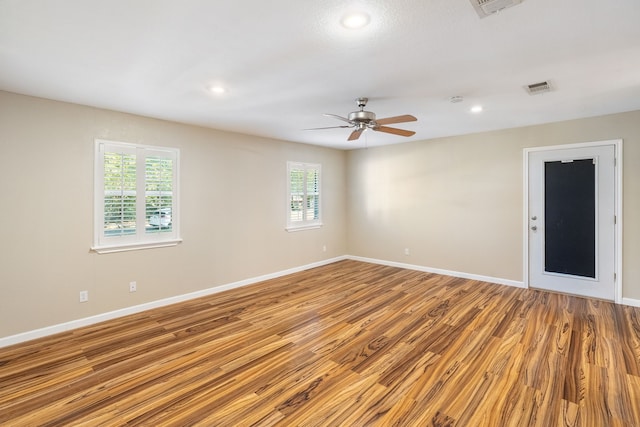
[308,97,417,141]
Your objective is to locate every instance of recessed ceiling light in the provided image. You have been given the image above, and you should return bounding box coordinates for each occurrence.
[341,12,370,29]
[209,85,226,95]
[470,105,483,113]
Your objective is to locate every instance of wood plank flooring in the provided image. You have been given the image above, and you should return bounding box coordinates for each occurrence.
[1,260,639,426]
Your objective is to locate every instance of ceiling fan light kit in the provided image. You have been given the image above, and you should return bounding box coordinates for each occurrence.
[310,97,417,142]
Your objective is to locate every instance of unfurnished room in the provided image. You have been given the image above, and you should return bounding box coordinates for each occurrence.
[1,0,639,425]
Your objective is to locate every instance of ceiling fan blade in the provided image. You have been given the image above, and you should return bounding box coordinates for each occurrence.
[348,129,364,141]
[304,125,353,130]
[374,126,416,137]
[375,114,417,125]
[323,113,353,124]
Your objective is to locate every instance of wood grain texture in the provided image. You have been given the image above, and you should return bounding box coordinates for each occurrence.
[0,260,638,426]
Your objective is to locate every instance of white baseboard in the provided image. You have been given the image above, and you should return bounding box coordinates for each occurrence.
[346,255,527,288]
[349,256,640,308]
[622,297,640,308]
[3,255,637,348]
[0,256,347,349]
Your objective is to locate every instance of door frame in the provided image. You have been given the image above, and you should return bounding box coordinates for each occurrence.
[523,139,623,303]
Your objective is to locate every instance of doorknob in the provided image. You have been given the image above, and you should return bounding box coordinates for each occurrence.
[531,225,538,231]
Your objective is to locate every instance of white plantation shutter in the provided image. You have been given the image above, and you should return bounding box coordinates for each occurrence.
[306,168,319,221]
[94,140,180,253]
[289,166,305,222]
[287,162,321,230]
[145,155,174,234]
[103,150,137,236]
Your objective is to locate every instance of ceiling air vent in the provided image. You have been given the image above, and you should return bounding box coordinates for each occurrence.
[525,81,553,95]
[470,0,523,18]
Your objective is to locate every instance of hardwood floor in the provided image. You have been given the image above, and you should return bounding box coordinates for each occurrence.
[1,260,639,426]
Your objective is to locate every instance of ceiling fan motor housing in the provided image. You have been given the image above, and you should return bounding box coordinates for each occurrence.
[349,110,376,123]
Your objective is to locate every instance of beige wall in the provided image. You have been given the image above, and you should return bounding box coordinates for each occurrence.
[0,91,347,338]
[1,89,638,340]
[347,110,640,300]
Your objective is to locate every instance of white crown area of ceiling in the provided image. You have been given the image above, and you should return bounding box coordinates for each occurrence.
[1,0,639,149]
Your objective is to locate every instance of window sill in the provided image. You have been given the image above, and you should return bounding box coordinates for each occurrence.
[91,239,182,254]
[285,223,323,232]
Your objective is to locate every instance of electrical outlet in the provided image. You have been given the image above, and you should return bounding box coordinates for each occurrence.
[79,290,89,303]
[129,281,137,293]
[404,248,410,256]
[322,245,327,252]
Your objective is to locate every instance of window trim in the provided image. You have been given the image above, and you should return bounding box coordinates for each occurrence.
[92,139,181,254]
[286,161,322,232]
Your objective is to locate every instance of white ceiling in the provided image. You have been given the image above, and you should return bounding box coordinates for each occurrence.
[1,0,639,150]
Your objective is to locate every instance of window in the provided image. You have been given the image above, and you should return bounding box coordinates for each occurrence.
[287,162,321,231]
[93,139,180,253]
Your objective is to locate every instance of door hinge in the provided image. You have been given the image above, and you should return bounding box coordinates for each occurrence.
[614,215,617,225]
[614,273,617,281]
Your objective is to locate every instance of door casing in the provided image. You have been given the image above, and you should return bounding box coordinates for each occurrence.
[523,139,623,302]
